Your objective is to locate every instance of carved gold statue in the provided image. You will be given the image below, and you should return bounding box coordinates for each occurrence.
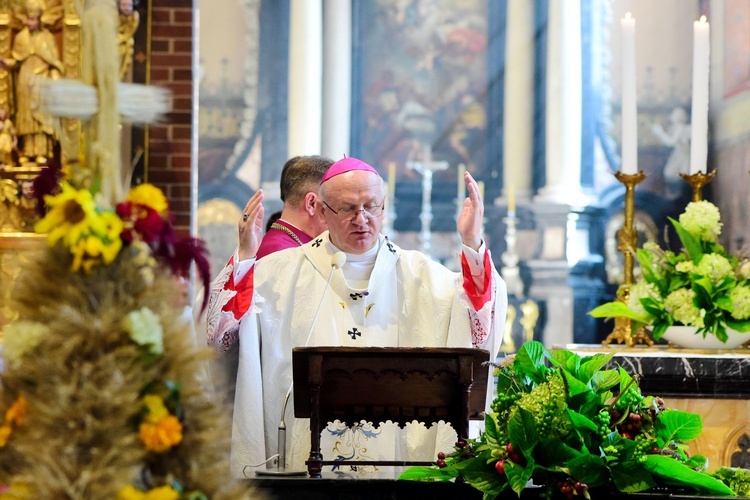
[0,108,18,166]
[117,0,139,80]
[0,0,63,165]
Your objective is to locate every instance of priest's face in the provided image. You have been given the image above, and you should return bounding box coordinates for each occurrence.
[320,170,385,254]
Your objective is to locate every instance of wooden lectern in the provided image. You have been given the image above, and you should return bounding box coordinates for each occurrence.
[292,346,490,477]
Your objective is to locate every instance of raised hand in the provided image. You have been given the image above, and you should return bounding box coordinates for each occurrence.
[457,171,483,252]
[238,189,265,261]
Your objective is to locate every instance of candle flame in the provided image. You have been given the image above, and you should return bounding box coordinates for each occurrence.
[699,15,707,23]
[625,12,632,20]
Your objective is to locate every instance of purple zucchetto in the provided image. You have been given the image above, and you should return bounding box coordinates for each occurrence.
[320,157,379,184]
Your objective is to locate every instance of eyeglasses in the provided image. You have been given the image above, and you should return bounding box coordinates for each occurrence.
[321,200,385,221]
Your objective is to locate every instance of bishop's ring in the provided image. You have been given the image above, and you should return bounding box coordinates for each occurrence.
[242,213,249,222]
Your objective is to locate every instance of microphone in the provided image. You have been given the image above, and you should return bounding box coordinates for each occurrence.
[255,251,347,476]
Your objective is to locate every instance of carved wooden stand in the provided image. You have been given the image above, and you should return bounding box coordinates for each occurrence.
[292,347,490,478]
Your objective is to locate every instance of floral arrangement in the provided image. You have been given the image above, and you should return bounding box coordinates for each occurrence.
[0,165,249,499]
[399,341,749,498]
[589,200,750,343]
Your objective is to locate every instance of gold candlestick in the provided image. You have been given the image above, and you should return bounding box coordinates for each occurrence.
[679,170,716,202]
[603,170,653,347]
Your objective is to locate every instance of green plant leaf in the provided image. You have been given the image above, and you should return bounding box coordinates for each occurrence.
[566,453,609,487]
[509,407,538,456]
[484,413,500,446]
[610,462,656,493]
[562,370,591,398]
[398,465,459,482]
[578,352,615,384]
[727,319,750,333]
[458,456,508,496]
[588,301,650,323]
[567,408,597,433]
[642,455,735,495]
[591,369,620,394]
[505,458,535,497]
[514,341,548,383]
[656,410,703,442]
[670,217,703,263]
[549,348,579,375]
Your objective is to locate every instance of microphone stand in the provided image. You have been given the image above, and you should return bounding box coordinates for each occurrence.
[255,252,347,477]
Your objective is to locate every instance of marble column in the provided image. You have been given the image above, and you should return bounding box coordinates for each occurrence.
[288,0,322,155]
[537,0,583,204]
[502,0,535,206]
[321,0,351,160]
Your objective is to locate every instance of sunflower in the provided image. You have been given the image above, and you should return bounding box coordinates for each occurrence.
[35,182,99,249]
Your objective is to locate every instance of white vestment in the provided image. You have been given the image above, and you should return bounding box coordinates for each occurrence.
[207,232,506,477]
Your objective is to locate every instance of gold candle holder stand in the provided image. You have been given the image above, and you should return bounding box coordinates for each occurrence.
[679,170,716,202]
[603,170,653,347]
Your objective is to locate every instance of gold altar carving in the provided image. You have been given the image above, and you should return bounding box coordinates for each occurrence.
[0,232,45,336]
[0,0,82,169]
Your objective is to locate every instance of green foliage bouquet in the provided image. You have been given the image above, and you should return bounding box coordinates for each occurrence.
[590,200,750,343]
[399,342,746,498]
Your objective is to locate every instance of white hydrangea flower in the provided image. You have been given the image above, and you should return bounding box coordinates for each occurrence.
[695,253,734,283]
[123,307,164,356]
[664,288,704,327]
[3,321,50,365]
[728,286,750,321]
[679,200,722,242]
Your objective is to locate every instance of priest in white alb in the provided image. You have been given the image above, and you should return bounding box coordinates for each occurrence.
[206,157,507,477]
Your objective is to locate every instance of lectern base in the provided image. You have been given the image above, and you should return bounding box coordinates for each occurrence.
[255,468,308,477]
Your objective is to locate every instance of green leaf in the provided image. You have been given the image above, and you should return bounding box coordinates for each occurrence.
[652,322,669,341]
[642,455,735,495]
[562,370,591,398]
[535,438,582,466]
[398,465,459,482]
[458,456,508,496]
[549,348,580,375]
[610,462,656,493]
[727,320,750,333]
[508,407,538,456]
[588,302,650,323]
[514,341,548,383]
[670,217,704,263]
[656,410,703,442]
[578,352,615,384]
[567,409,598,433]
[566,453,609,487]
[484,413,499,443]
[505,458,535,497]
[591,369,620,394]
[715,295,734,312]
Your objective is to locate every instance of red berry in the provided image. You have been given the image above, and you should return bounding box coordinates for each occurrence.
[436,459,447,468]
[650,446,661,454]
[495,460,506,474]
[509,451,523,464]
[455,440,466,449]
[506,442,514,453]
[621,432,632,440]
[437,452,446,460]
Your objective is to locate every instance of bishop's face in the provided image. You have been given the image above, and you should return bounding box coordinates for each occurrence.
[320,170,385,254]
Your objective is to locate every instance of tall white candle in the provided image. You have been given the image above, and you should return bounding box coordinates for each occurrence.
[690,15,710,174]
[620,12,637,175]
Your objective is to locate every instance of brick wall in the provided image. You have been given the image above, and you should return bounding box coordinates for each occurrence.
[148,1,194,234]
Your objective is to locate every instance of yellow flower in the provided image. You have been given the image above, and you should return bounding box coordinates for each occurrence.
[0,482,34,499]
[35,182,98,248]
[5,396,27,427]
[138,415,183,452]
[0,424,11,447]
[144,486,180,500]
[117,485,180,500]
[117,485,145,500]
[141,394,169,423]
[127,184,168,215]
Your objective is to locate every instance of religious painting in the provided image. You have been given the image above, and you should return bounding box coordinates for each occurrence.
[351,0,494,198]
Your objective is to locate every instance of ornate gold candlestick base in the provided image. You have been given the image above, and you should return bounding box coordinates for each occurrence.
[602,170,653,347]
[679,170,716,202]
[602,284,653,347]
